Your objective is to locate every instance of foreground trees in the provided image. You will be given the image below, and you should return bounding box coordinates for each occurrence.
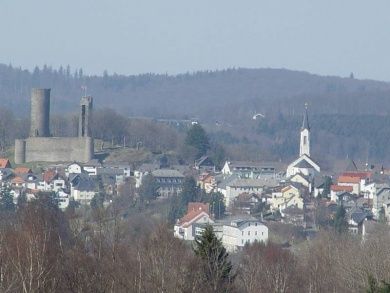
[1,196,390,292]
[194,225,234,292]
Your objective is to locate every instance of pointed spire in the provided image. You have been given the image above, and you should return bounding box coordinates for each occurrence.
[301,103,310,130]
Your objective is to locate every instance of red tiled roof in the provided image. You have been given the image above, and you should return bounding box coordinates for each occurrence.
[11,176,25,184]
[178,202,210,226]
[43,169,58,183]
[341,172,371,179]
[338,176,361,184]
[188,202,209,213]
[14,167,32,174]
[0,159,11,169]
[331,185,353,192]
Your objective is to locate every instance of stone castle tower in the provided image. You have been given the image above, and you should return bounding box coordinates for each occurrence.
[299,104,310,157]
[15,89,94,164]
[79,96,93,137]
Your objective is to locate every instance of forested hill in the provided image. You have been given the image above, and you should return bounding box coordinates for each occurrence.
[1,63,390,121]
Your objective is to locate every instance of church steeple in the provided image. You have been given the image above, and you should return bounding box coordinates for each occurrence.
[299,103,310,157]
[301,103,310,131]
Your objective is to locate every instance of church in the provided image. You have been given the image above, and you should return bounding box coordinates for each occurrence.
[286,105,320,178]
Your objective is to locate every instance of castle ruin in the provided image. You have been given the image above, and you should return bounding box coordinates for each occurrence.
[15,88,94,164]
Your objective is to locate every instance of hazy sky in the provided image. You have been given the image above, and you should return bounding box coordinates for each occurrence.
[1,0,390,80]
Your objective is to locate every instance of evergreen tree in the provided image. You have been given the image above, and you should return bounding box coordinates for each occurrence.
[209,143,226,170]
[193,225,234,292]
[367,274,390,293]
[208,192,225,219]
[180,176,199,207]
[334,204,348,233]
[379,207,387,224]
[0,184,15,212]
[91,193,105,210]
[17,190,27,209]
[138,174,158,202]
[185,124,210,159]
[322,176,332,197]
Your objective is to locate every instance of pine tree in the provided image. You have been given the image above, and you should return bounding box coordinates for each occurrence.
[334,205,348,233]
[185,124,210,159]
[0,184,15,212]
[138,174,158,202]
[193,225,234,292]
[17,190,27,209]
[367,274,390,293]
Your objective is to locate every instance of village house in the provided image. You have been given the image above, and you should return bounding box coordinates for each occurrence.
[197,172,217,193]
[232,193,262,215]
[152,169,185,197]
[372,187,390,220]
[194,156,215,172]
[66,162,83,177]
[0,158,11,169]
[347,207,371,235]
[174,202,213,241]
[221,219,268,252]
[222,160,280,179]
[69,173,97,205]
[269,184,305,212]
[0,168,13,181]
[224,178,278,207]
[330,185,354,201]
[83,159,102,176]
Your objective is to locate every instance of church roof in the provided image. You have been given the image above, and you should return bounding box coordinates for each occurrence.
[301,106,310,130]
[294,159,315,169]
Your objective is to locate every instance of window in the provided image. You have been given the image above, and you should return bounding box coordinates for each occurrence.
[262,232,264,236]
[255,222,258,226]
[255,231,258,236]
[241,239,244,244]
[304,136,307,145]
[242,231,244,236]
[248,231,250,236]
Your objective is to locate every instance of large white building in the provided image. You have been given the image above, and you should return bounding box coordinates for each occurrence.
[221,219,268,252]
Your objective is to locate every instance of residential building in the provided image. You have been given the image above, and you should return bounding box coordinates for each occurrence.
[221,219,268,252]
[174,202,213,241]
[151,169,185,197]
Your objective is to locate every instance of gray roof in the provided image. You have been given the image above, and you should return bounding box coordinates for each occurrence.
[216,174,239,189]
[72,174,96,191]
[349,207,369,224]
[84,159,102,167]
[137,163,160,173]
[151,169,184,178]
[228,178,278,188]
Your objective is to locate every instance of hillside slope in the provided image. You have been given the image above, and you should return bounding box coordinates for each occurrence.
[1,64,390,121]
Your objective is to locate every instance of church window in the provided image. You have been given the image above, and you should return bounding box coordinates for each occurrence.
[304,136,307,145]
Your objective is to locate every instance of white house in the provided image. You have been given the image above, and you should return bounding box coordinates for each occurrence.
[221,161,279,179]
[70,173,97,205]
[66,163,83,177]
[56,190,70,210]
[221,219,268,252]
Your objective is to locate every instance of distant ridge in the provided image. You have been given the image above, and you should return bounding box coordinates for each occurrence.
[1,64,390,120]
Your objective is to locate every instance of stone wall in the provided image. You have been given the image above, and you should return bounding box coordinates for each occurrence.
[15,137,93,163]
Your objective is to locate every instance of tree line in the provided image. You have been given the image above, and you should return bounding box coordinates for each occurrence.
[0,191,389,292]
